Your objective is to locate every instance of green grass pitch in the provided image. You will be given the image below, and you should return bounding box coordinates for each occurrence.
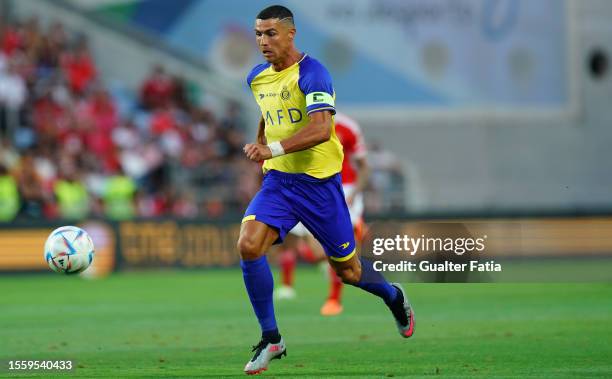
[0,268,611,378]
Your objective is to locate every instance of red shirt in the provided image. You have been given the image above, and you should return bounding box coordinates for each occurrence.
[334,113,366,184]
[150,108,176,135]
[141,75,174,109]
[62,51,97,94]
[1,27,22,56]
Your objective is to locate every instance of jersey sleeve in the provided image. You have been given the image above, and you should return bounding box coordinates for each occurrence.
[246,63,270,87]
[341,126,357,154]
[298,57,336,115]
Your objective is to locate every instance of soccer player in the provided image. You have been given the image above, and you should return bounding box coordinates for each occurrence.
[275,112,370,317]
[239,5,414,375]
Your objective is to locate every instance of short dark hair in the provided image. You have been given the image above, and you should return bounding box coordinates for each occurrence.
[257,5,294,25]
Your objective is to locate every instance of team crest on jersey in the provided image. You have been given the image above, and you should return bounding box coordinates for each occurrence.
[281,87,291,101]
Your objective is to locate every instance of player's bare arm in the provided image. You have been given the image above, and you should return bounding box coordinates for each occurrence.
[243,110,332,162]
[256,117,266,145]
[347,157,369,205]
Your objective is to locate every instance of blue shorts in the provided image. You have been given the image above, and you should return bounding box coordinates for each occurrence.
[242,170,356,262]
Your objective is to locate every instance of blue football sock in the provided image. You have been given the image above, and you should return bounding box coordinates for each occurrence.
[352,257,398,305]
[241,256,278,336]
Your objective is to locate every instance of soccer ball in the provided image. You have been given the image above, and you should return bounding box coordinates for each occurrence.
[44,226,95,274]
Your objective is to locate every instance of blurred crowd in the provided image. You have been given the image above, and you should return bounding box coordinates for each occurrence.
[0,17,404,222]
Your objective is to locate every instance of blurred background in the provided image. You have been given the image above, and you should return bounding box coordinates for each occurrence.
[0,0,611,275]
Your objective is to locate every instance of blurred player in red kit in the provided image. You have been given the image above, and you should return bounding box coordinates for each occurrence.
[275,112,370,316]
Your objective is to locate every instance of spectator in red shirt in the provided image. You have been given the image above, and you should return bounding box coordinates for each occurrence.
[140,64,174,110]
[1,22,23,57]
[61,40,97,95]
[32,90,71,141]
[150,103,176,135]
[82,88,119,171]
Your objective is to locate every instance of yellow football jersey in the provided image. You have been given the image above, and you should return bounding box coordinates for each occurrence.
[247,54,343,178]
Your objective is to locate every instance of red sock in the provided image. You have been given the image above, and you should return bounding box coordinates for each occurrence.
[279,250,296,287]
[328,265,343,301]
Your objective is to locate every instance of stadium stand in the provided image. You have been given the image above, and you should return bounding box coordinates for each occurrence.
[0,16,405,221]
[0,16,262,221]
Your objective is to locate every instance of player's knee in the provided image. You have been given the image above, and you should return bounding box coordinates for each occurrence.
[336,265,362,285]
[237,235,264,260]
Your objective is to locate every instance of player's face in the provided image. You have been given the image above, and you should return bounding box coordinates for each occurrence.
[254,18,295,64]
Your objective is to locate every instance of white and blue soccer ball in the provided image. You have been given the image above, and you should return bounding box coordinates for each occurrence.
[44,226,95,274]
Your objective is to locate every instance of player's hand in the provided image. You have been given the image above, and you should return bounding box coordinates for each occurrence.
[346,193,355,206]
[243,143,272,161]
